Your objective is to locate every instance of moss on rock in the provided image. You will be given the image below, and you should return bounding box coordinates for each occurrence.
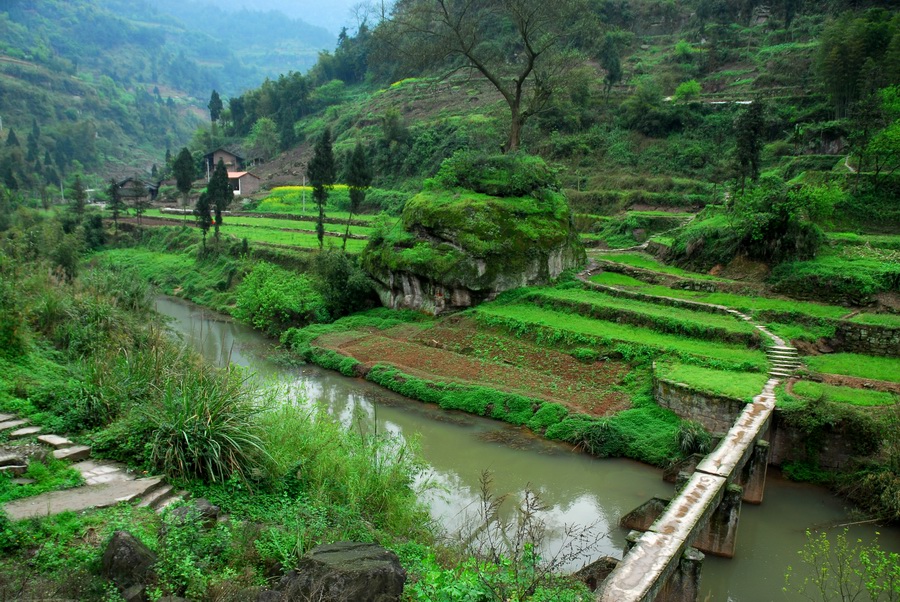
[362,153,585,313]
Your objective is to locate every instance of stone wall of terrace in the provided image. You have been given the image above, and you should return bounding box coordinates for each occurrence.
[653,376,747,434]
[832,322,900,357]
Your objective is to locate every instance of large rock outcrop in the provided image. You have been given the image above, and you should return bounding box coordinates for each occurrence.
[362,153,585,314]
[273,542,406,602]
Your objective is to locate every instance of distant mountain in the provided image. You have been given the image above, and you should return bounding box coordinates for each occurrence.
[211,0,360,35]
[0,0,337,183]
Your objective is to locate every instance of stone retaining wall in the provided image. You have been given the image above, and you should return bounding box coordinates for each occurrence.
[832,322,900,357]
[653,376,746,433]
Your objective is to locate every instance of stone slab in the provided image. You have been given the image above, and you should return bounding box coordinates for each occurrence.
[0,453,26,467]
[38,434,74,449]
[12,478,36,486]
[0,414,16,422]
[0,465,27,476]
[53,445,91,462]
[599,531,684,602]
[0,420,29,431]
[9,426,42,438]
[3,477,163,521]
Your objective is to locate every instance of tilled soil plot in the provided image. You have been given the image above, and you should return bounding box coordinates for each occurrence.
[314,317,631,416]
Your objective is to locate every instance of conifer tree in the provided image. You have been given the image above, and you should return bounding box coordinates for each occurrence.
[208,90,224,123]
[344,142,371,251]
[173,147,195,224]
[195,190,212,249]
[307,128,335,249]
[5,129,19,148]
[107,178,126,236]
[734,100,765,193]
[208,159,230,240]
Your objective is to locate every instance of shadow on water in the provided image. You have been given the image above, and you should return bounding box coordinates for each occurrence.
[155,296,900,601]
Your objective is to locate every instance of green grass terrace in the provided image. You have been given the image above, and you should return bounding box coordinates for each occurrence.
[473,301,767,371]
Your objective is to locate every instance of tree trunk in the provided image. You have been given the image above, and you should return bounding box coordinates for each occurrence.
[504,106,524,153]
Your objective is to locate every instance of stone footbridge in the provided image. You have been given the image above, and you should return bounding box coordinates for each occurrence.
[575,266,801,602]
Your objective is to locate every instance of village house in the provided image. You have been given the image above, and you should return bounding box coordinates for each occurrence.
[228,171,261,196]
[204,148,243,180]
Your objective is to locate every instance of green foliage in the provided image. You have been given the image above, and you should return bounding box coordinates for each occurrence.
[768,254,900,304]
[0,457,83,504]
[144,365,269,483]
[791,381,897,407]
[673,79,701,102]
[233,262,328,336]
[308,128,336,249]
[785,529,900,601]
[806,353,900,383]
[656,363,768,402]
[675,420,712,457]
[429,151,560,197]
[311,248,376,319]
[474,303,767,371]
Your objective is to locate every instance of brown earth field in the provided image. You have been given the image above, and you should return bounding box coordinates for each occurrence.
[313,316,632,417]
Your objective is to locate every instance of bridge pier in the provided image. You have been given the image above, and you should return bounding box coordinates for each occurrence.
[658,548,705,602]
[692,483,742,558]
[738,440,769,504]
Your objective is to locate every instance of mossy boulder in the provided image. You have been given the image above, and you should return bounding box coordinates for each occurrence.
[362,153,585,314]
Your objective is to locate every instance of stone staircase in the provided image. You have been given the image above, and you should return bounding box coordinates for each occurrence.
[766,345,802,379]
[0,414,183,521]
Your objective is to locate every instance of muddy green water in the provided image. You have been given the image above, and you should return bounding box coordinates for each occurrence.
[155,296,900,601]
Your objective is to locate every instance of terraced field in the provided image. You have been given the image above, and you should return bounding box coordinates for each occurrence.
[591,254,900,404]
[473,302,767,370]
[313,318,632,416]
[138,209,371,252]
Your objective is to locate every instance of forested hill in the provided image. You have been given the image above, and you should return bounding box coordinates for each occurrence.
[201,0,898,235]
[0,0,333,186]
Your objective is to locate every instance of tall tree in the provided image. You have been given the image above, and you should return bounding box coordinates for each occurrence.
[107,178,126,236]
[307,128,335,249]
[195,190,212,249]
[734,100,765,193]
[376,0,588,152]
[344,142,372,251]
[247,117,280,161]
[173,147,195,225]
[5,128,19,148]
[600,32,622,102]
[70,175,87,222]
[208,159,231,240]
[26,119,40,163]
[208,90,224,123]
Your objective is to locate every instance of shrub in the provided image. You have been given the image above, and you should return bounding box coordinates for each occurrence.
[233,262,328,335]
[428,151,560,196]
[144,366,269,483]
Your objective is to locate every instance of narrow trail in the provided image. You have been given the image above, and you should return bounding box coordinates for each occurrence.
[1,417,183,521]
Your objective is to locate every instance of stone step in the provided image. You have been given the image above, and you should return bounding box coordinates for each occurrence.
[156,490,188,513]
[137,483,174,509]
[73,459,133,485]
[53,445,92,462]
[0,465,27,477]
[769,371,793,378]
[37,434,74,449]
[3,476,164,521]
[769,345,797,352]
[0,413,17,422]
[0,419,29,431]
[9,426,42,439]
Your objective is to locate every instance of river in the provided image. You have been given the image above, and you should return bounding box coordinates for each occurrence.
[155,296,900,601]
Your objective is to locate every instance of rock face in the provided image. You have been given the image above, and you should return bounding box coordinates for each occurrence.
[274,542,406,602]
[362,153,585,314]
[101,530,157,589]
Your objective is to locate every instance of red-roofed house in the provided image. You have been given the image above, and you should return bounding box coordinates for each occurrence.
[228,171,261,197]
